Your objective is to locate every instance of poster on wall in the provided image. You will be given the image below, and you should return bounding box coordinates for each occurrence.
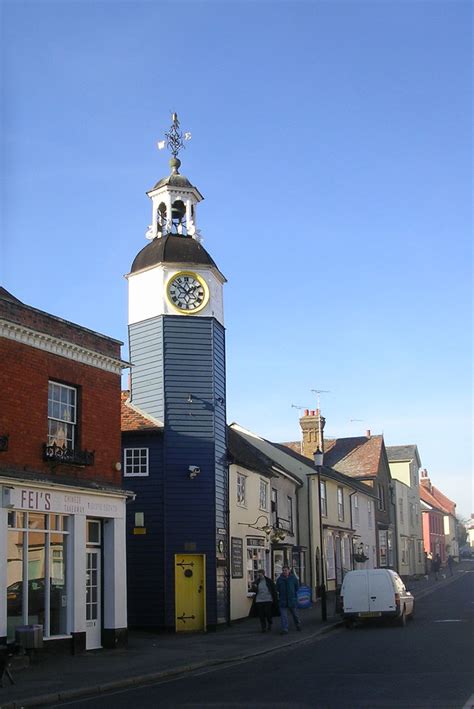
[231,537,243,578]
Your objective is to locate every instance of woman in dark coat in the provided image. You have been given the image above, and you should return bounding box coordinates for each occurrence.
[249,569,278,632]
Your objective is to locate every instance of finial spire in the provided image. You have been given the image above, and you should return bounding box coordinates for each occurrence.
[157,112,192,174]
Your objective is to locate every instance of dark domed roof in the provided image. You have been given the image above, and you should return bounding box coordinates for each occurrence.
[151,173,194,191]
[131,234,218,273]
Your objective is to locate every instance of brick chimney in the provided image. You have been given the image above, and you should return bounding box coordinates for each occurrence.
[420,468,431,492]
[299,409,326,460]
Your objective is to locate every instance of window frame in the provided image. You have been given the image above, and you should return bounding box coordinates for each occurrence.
[377,483,385,511]
[246,537,266,592]
[320,480,327,517]
[337,486,344,522]
[48,381,78,451]
[353,494,360,525]
[7,512,70,640]
[123,447,149,477]
[237,473,247,507]
[287,496,293,534]
[259,479,268,511]
[271,488,278,525]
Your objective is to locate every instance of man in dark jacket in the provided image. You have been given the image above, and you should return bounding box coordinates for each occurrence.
[250,569,278,632]
[276,565,301,634]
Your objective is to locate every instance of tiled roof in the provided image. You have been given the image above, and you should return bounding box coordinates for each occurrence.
[431,488,456,515]
[280,441,302,455]
[322,435,384,478]
[229,424,304,486]
[121,392,163,432]
[386,445,420,463]
[227,427,279,479]
[275,442,377,497]
[420,479,456,516]
[419,485,446,513]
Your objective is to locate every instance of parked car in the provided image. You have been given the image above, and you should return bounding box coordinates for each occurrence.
[460,546,473,559]
[340,569,414,627]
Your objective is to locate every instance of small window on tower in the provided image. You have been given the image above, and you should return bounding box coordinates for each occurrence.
[124,448,149,476]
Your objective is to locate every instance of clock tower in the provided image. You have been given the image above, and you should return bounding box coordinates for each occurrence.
[124,115,228,631]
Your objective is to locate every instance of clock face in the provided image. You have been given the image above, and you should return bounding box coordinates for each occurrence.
[166,271,209,314]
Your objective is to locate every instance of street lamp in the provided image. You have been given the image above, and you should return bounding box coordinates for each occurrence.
[314,447,327,621]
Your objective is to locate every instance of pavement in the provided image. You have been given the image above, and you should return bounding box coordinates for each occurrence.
[0,562,469,709]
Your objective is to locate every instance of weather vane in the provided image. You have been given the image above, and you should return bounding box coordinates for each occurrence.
[157,112,192,160]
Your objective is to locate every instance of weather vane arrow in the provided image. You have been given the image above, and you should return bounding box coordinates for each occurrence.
[157,112,192,160]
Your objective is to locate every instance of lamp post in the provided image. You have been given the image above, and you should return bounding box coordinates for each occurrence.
[314,448,327,621]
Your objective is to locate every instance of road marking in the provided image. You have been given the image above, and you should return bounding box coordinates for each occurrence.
[433,619,464,623]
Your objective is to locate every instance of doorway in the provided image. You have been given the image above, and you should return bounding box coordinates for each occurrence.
[174,554,205,632]
[85,520,101,650]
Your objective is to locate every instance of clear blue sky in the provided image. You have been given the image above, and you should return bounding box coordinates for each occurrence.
[1,1,472,518]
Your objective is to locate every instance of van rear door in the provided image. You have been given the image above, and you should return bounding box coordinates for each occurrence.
[343,571,369,613]
[368,571,396,613]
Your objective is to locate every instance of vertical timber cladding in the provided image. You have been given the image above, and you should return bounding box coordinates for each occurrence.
[163,315,228,628]
[128,317,164,422]
[213,319,228,624]
[123,431,165,628]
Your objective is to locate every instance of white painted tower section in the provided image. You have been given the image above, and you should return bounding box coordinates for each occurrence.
[127,264,225,326]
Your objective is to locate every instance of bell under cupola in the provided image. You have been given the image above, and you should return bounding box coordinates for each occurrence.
[145,113,203,241]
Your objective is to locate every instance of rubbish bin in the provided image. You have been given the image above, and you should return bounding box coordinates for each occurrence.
[15,624,43,649]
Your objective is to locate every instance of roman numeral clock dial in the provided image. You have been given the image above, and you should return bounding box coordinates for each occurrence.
[166,271,210,314]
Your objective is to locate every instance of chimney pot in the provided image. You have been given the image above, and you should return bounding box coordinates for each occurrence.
[310,410,315,416]
[304,409,309,416]
[366,429,371,438]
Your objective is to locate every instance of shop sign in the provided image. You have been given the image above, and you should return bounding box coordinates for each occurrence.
[246,537,265,547]
[6,486,124,518]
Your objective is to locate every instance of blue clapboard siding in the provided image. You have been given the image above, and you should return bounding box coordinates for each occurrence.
[212,321,228,623]
[129,317,164,422]
[162,316,227,628]
[124,315,228,630]
[122,431,165,627]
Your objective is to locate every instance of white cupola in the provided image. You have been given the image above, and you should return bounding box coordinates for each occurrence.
[144,114,204,241]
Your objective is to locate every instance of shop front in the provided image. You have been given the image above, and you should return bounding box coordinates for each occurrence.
[0,480,129,652]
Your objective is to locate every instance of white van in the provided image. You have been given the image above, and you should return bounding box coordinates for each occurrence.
[340,569,414,627]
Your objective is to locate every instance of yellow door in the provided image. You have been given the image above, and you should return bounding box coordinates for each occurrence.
[175,554,206,632]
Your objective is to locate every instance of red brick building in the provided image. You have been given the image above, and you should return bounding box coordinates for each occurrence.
[0,288,130,652]
[419,469,458,562]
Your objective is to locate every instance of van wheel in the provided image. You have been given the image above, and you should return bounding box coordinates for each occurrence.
[344,620,354,629]
[398,608,406,627]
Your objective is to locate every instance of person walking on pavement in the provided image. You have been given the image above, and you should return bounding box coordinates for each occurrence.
[431,553,441,580]
[447,554,454,577]
[249,569,278,632]
[276,565,301,634]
